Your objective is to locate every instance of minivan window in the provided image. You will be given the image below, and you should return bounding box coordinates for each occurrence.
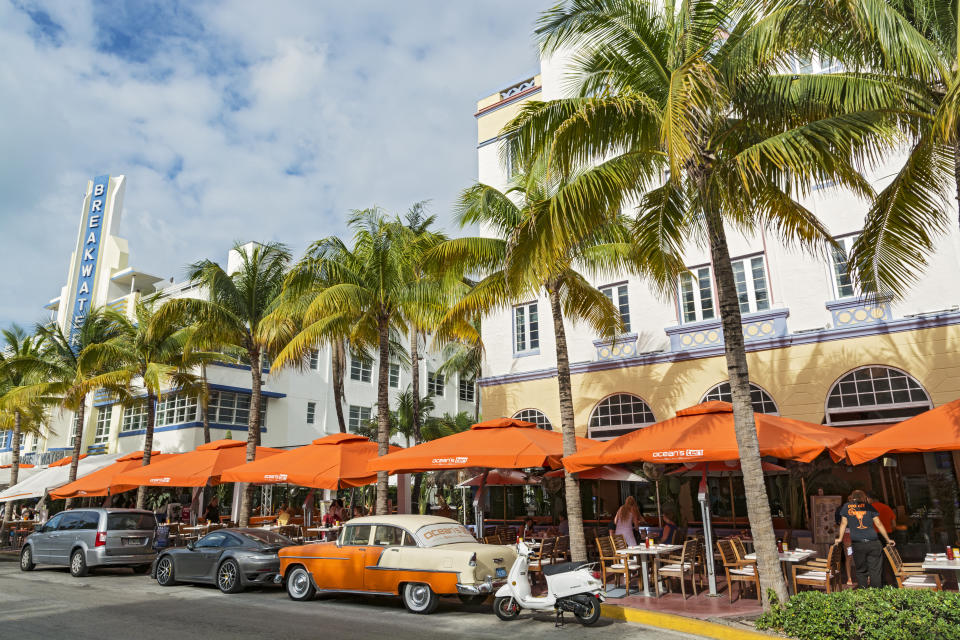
[107,513,156,531]
[43,514,64,532]
[58,513,84,531]
[79,512,100,530]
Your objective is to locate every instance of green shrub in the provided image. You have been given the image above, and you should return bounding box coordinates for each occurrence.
[756,588,960,640]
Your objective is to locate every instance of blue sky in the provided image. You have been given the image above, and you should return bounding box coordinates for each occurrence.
[0,0,546,325]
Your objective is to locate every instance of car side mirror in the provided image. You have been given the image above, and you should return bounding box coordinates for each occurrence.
[186,541,196,551]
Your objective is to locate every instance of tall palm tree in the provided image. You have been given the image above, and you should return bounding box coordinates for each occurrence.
[96,300,206,509]
[158,242,293,526]
[0,326,47,540]
[436,316,484,422]
[428,158,660,563]
[272,209,442,515]
[504,0,905,604]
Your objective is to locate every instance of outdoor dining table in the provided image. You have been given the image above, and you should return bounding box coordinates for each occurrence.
[921,553,960,582]
[744,549,816,594]
[305,526,341,540]
[617,544,683,597]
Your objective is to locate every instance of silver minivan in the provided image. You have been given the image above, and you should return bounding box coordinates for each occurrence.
[20,508,157,577]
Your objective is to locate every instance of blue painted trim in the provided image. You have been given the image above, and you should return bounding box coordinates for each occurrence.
[825,296,891,311]
[209,361,271,374]
[514,349,540,358]
[118,421,267,437]
[479,308,960,387]
[478,136,500,149]
[46,447,74,452]
[208,383,285,399]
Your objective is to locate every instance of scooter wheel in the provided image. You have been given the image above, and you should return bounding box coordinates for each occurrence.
[573,595,602,626]
[494,596,521,621]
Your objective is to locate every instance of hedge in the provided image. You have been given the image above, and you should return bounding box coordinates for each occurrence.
[755,587,960,640]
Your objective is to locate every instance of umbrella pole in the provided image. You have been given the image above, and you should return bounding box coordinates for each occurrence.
[729,473,735,525]
[698,475,718,596]
[655,480,662,527]
[473,470,489,538]
[801,476,810,527]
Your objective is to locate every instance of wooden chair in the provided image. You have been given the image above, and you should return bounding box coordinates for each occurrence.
[495,526,511,542]
[610,533,630,551]
[553,536,570,563]
[528,538,556,574]
[731,537,750,561]
[717,539,759,603]
[483,534,502,545]
[596,536,639,594]
[792,543,843,594]
[884,545,941,591]
[658,538,701,599]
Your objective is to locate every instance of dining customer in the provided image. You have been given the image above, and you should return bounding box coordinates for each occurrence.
[834,489,895,588]
[659,510,678,544]
[614,496,642,546]
[201,496,220,524]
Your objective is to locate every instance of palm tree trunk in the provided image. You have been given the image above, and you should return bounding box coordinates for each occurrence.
[703,203,788,608]
[201,363,211,444]
[238,348,262,527]
[410,331,421,443]
[0,411,22,544]
[332,341,347,433]
[136,394,157,510]
[954,140,960,228]
[549,287,587,563]
[375,317,391,516]
[64,399,86,510]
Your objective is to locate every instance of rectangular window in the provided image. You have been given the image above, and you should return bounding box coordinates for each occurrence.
[156,394,198,427]
[121,403,148,432]
[513,302,540,354]
[427,371,445,397]
[306,401,316,424]
[350,354,372,382]
[731,256,771,314]
[389,362,400,389]
[208,390,268,427]
[458,378,476,403]
[93,406,112,444]
[831,235,858,299]
[309,349,320,371]
[70,412,83,440]
[679,267,715,323]
[600,283,631,332]
[348,405,372,433]
[0,431,8,449]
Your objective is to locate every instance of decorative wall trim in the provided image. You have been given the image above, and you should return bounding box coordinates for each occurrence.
[825,297,892,327]
[593,334,639,361]
[665,308,790,351]
[479,308,960,388]
[117,421,267,437]
[474,85,542,119]
[94,384,286,407]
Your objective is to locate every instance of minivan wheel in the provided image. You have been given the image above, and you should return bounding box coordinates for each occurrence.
[286,566,315,601]
[19,546,35,572]
[217,559,244,594]
[70,549,89,577]
[402,583,439,614]
[156,556,176,586]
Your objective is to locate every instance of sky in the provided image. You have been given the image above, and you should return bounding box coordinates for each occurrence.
[0,0,547,326]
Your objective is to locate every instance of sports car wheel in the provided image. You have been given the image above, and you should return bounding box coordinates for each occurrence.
[402,583,438,615]
[19,546,34,571]
[70,549,89,577]
[217,559,243,594]
[286,566,315,601]
[156,556,176,586]
[494,596,521,621]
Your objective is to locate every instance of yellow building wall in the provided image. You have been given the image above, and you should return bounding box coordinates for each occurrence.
[481,323,960,435]
[476,75,542,143]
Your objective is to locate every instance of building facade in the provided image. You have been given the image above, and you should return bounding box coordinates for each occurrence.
[474,57,960,507]
[0,176,476,468]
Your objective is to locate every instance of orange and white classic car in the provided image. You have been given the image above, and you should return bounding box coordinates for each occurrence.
[279,515,516,614]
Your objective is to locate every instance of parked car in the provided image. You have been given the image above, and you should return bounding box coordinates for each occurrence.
[153,528,293,593]
[20,508,157,577]
[279,515,517,614]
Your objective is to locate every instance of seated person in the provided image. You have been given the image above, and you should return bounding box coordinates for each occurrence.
[521,517,536,539]
[557,514,569,536]
[277,504,292,526]
[659,511,678,544]
[202,497,221,524]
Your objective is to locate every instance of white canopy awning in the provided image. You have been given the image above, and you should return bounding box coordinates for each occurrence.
[0,453,125,502]
[1,465,41,488]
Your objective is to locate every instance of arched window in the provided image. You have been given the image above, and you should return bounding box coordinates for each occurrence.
[701,382,779,415]
[588,394,656,441]
[825,366,931,425]
[512,409,552,430]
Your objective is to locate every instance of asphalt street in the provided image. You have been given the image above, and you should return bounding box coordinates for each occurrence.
[0,562,707,639]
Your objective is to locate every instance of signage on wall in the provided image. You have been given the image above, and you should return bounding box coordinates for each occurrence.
[69,175,109,345]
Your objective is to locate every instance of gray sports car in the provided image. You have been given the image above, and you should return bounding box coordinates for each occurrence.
[152,528,292,593]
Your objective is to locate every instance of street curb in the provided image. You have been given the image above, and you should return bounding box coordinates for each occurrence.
[601,604,772,639]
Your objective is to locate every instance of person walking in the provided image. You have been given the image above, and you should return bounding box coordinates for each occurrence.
[835,490,895,588]
[614,496,641,546]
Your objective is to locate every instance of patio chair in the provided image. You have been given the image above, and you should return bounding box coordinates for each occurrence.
[596,536,639,594]
[717,539,759,603]
[884,545,941,591]
[792,543,843,594]
[553,536,570,562]
[657,538,701,599]
[528,538,556,575]
[483,534,502,545]
[731,536,750,561]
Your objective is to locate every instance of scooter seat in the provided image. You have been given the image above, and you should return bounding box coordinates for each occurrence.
[542,561,592,577]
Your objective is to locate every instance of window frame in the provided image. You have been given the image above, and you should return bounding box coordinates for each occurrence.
[427,371,445,397]
[207,390,267,428]
[825,366,932,426]
[156,394,198,427]
[511,408,552,430]
[306,401,316,425]
[678,265,715,324]
[830,233,859,299]
[388,362,400,389]
[93,405,112,444]
[458,377,476,403]
[121,403,149,432]
[348,405,372,433]
[513,301,540,355]
[731,254,771,315]
[588,393,657,441]
[350,354,373,383]
[700,382,780,415]
[599,282,631,333]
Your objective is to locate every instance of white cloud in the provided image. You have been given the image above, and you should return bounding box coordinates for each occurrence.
[0,0,545,325]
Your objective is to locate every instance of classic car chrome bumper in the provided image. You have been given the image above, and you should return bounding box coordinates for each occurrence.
[456,578,499,595]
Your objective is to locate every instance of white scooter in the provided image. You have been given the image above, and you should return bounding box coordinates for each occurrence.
[493,539,605,626]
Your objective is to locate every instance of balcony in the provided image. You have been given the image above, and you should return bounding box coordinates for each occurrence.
[593,334,639,361]
[825,297,892,328]
[664,308,790,352]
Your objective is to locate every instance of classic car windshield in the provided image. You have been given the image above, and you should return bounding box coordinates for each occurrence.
[414,523,476,547]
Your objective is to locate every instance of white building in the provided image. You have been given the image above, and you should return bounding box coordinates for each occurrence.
[0,175,476,466]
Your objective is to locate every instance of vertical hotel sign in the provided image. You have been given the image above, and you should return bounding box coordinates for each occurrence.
[69,175,109,344]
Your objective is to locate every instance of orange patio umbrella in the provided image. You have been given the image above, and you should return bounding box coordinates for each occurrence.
[49,451,175,499]
[845,398,960,465]
[112,439,284,487]
[0,464,34,469]
[221,433,401,489]
[368,417,595,474]
[666,460,789,476]
[564,401,865,473]
[49,454,87,467]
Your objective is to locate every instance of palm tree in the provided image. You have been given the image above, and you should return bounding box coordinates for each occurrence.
[96,299,206,509]
[436,316,484,422]
[428,158,658,563]
[272,210,442,515]
[158,242,293,526]
[391,386,436,447]
[503,0,905,604]
[0,325,47,540]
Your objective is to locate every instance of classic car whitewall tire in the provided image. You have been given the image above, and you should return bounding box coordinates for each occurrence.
[286,566,316,601]
[402,583,439,614]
